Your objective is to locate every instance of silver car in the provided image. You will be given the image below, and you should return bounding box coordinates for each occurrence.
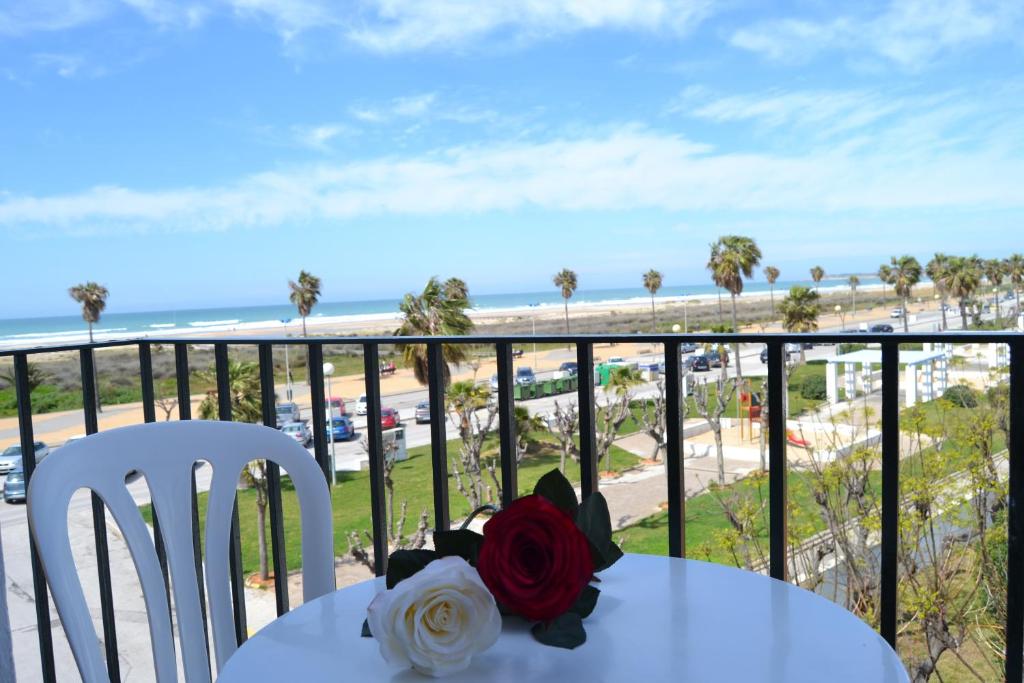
[0,442,50,475]
[280,422,312,447]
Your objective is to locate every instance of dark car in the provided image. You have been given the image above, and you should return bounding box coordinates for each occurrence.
[415,400,431,424]
[680,342,698,354]
[558,362,578,376]
[706,349,729,368]
[869,324,894,333]
[689,355,710,372]
[3,463,25,504]
[275,402,300,428]
[325,415,356,441]
[515,367,536,386]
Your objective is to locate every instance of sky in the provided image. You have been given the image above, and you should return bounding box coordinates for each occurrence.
[2,0,1023,318]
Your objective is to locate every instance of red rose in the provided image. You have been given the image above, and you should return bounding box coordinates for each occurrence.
[476,494,594,622]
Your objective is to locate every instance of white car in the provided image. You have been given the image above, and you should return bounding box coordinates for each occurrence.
[355,394,368,416]
[890,307,905,319]
[280,422,312,447]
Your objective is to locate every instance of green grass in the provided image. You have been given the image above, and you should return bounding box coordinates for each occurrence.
[141,432,639,576]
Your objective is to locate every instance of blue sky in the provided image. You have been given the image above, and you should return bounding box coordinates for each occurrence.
[2,0,1023,317]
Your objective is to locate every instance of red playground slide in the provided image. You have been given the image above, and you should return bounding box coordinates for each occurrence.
[786,430,810,448]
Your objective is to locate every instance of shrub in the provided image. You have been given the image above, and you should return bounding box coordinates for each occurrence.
[943,384,979,408]
[800,374,828,401]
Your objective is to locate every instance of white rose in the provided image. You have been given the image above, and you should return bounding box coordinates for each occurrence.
[367,556,502,677]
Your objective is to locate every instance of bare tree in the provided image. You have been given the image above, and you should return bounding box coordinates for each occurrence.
[691,367,737,485]
[632,378,686,462]
[550,399,580,473]
[596,368,643,472]
[155,396,178,421]
[447,381,500,510]
[348,437,429,571]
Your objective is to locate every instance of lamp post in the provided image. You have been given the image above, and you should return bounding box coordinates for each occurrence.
[834,304,845,330]
[683,299,690,333]
[323,362,336,486]
[280,318,293,401]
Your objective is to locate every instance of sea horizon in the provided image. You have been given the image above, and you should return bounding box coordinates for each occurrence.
[0,274,891,348]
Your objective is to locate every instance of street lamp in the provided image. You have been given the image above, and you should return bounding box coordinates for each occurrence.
[671,324,680,333]
[834,304,845,330]
[280,318,293,401]
[323,362,336,486]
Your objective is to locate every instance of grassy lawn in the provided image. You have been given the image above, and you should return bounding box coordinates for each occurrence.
[143,432,639,576]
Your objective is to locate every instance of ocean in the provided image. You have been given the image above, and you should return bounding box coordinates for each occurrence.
[0,276,887,348]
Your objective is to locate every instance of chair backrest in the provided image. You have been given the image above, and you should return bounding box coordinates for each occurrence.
[27,421,335,683]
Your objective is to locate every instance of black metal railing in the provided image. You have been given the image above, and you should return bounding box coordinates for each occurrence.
[1,331,1021,682]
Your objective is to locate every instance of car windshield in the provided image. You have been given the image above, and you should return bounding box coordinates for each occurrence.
[516,368,532,375]
[283,424,300,432]
[418,402,429,408]
[2,446,21,456]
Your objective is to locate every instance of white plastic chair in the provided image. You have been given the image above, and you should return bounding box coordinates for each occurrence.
[27,421,336,683]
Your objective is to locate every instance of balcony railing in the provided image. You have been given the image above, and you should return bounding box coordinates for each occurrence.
[1,331,1021,681]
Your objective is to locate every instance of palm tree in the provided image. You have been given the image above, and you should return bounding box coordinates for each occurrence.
[1005,253,1024,317]
[878,264,893,306]
[763,266,780,317]
[68,282,110,343]
[944,256,982,329]
[809,266,825,294]
[288,270,322,337]
[779,286,820,363]
[848,275,860,318]
[985,258,1006,325]
[396,277,474,386]
[0,362,48,392]
[513,406,547,463]
[553,269,578,334]
[926,253,951,331]
[708,236,761,378]
[887,255,922,333]
[642,269,663,332]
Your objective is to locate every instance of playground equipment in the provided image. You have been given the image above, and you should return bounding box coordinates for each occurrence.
[737,381,762,442]
[786,430,811,448]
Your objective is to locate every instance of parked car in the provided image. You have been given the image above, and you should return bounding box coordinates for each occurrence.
[275,402,300,427]
[760,345,801,363]
[706,349,729,368]
[326,396,347,417]
[869,323,894,333]
[415,400,431,424]
[558,362,579,375]
[511,348,525,358]
[3,463,25,503]
[325,415,356,441]
[0,442,49,475]
[889,307,905,319]
[281,421,312,447]
[515,367,536,386]
[680,342,698,354]
[355,394,368,416]
[689,355,710,372]
[381,408,402,429]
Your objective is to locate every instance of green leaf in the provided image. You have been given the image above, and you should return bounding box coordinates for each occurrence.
[385,549,438,589]
[568,585,600,619]
[433,529,484,565]
[531,612,587,649]
[576,492,623,572]
[361,619,372,638]
[533,468,579,518]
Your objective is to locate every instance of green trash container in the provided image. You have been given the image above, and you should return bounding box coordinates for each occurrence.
[514,384,524,401]
[525,383,538,399]
[553,378,566,394]
[542,380,555,397]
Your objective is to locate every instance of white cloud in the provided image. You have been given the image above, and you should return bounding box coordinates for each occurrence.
[3,108,1022,234]
[0,0,111,35]
[730,0,1023,69]
[292,123,352,150]
[121,0,208,28]
[33,53,85,78]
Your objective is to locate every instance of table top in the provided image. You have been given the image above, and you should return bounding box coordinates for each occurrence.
[219,554,908,682]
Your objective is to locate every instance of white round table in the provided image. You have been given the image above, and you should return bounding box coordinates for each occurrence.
[219,554,908,682]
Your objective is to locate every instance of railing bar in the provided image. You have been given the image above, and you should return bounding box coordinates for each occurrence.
[1005,339,1024,682]
[174,344,212,674]
[363,344,389,577]
[576,343,598,499]
[80,348,120,682]
[307,344,330,483]
[13,353,57,683]
[880,341,899,647]
[427,343,451,530]
[258,343,289,615]
[767,342,787,581]
[138,343,172,633]
[663,341,685,558]
[495,343,518,507]
[214,343,248,645]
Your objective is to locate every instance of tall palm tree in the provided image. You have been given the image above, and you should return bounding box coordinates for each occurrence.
[642,269,663,332]
[553,268,578,334]
[288,270,322,337]
[396,277,474,386]
[707,236,761,379]
[848,275,860,318]
[985,258,1006,325]
[878,263,893,306]
[1005,253,1024,317]
[809,266,825,294]
[926,253,951,331]
[763,266,780,318]
[68,282,110,343]
[887,255,922,333]
[778,286,820,363]
[944,256,982,329]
